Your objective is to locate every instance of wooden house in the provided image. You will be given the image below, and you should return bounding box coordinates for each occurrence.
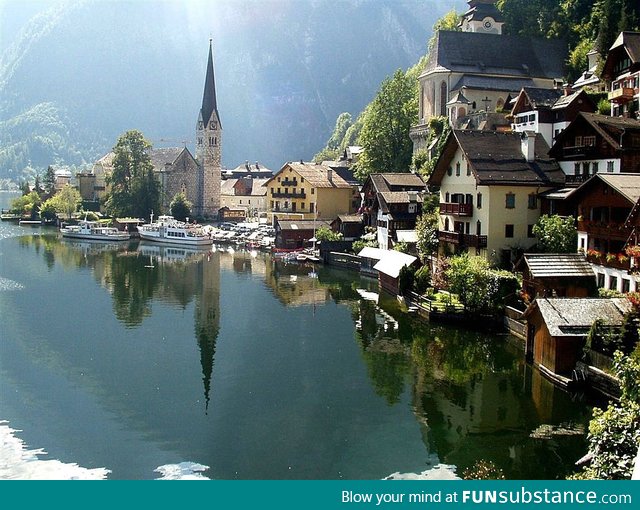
[521,297,631,384]
[517,253,596,300]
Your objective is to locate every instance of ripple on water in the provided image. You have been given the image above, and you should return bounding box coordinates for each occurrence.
[0,277,24,292]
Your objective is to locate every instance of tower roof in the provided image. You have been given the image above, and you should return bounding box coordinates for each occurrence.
[201,40,220,126]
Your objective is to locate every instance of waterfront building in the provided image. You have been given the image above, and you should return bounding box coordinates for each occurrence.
[220,177,268,218]
[601,31,640,119]
[428,130,564,266]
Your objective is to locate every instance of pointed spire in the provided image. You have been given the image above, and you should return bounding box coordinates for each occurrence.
[201,39,219,126]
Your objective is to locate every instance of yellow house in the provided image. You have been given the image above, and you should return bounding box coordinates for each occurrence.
[265,161,357,223]
[427,130,565,266]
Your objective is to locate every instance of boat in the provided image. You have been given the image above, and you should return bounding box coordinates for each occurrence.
[60,220,130,241]
[138,214,213,246]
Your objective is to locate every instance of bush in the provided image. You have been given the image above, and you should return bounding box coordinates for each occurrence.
[414,265,431,294]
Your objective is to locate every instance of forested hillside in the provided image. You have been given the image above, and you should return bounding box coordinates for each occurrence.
[0,0,462,184]
[315,0,640,179]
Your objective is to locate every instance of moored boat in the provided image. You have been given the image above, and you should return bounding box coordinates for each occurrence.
[138,215,213,246]
[60,220,130,241]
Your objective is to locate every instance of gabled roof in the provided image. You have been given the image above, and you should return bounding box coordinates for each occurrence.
[423,31,566,79]
[520,253,594,279]
[550,112,640,156]
[429,130,564,187]
[451,75,536,93]
[602,31,640,80]
[276,219,330,231]
[522,298,631,337]
[372,250,417,279]
[366,173,427,194]
[149,147,190,171]
[267,162,354,189]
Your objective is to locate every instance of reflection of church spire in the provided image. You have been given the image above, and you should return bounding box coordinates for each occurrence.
[194,253,220,413]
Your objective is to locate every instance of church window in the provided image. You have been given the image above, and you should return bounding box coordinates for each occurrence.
[197,138,203,145]
[198,121,203,129]
[210,121,217,129]
[439,82,447,116]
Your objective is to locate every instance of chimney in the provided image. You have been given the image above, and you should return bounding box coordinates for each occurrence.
[521,131,536,162]
[245,160,250,170]
[563,84,573,96]
[408,191,418,203]
[255,161,259,169]
[327,168,333,185]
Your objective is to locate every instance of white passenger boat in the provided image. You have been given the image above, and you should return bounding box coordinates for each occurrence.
[60,220,130,241]
[138,214,213,246]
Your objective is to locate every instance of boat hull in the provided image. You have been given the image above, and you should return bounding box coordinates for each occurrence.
[138,232,213,246]
[61,230,130,242]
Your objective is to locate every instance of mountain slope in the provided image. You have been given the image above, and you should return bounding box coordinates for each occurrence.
[0,0,464,180]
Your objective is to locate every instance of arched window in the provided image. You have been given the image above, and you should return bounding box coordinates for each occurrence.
[440,81,448,116]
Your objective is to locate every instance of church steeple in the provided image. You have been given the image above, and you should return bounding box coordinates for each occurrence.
[201,39,220,127]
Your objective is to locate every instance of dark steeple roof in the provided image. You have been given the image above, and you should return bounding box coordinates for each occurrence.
[201,40,220,126]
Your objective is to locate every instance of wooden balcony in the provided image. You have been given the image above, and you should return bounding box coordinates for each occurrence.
[608,87,636,104]
[577,220,630,240]
[272,191,307,199]
[281,179,298,186]
[586,251,631,271]
[560,145,597,158]
[438,230,488,248]
[439,202,473,216]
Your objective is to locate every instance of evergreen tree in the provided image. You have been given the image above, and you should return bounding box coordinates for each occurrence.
[43,165,56,195]
[170,192,192,222]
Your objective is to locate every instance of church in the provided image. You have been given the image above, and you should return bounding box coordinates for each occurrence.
[410,0,567,152]
[81,41,222,219]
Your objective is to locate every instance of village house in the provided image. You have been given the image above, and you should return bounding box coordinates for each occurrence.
[222,161,273,180]
[273,218,330,250]
[428,130,564,266]
[329,215,363,241]
[562,173,640,293]
[516,253,596,300]
[411,0,566,151]
[521,297,631,386]
[360,173,427,251]
[572,48,605,92]
[510,86,596,148]
[265,162,357,223]
[220,177,268,218]
[601,31,640,119]
[547,112,640,186]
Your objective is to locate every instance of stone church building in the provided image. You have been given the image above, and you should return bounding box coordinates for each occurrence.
[81,41,222,219]
[410,0,567,152]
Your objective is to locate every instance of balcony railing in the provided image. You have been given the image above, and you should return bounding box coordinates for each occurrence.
[272,191,307,199]
[586,251,631,271]
[281,179,298,186]
[439,202,473,216]
[437,230,488,248]
[608,87,636,104]
[565,174,590,184]
[577,220,630,240]
[560,145,597,158]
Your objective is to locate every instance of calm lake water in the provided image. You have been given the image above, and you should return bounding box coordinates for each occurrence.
[0,191,600,480]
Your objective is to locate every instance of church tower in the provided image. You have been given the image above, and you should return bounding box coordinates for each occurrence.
[459,0,504,35]
[196,40,222,218]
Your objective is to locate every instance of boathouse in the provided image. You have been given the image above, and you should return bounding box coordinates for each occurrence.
[517,253,596,300]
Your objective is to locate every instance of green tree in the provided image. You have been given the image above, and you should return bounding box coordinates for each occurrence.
[427,9,461,52]
[314,225,342,242]
[10,191,41,219]
[532,214,578,253]
[571,351,640,479]
[415,210,439,261]
[170,192,192,222]
[42,165,56,196]
[314,112,353,163]
[354,69,418,180]
[105,130,160,219]
[47,184,82,220]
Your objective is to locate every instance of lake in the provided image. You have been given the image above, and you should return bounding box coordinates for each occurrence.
[0,191,600,480]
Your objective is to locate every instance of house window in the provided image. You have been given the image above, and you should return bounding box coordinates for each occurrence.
[311,188,315,194]
[609,275,618,291]
[607,161,614,172]
[575,136,583,146]
[505,224,514,238]
[466,164,471,176]
[527,193,537,209]
[447,166,453,176]
[574,162,581,175]
[622,278,631,293]
[505,193,515,209]
[592,162,599,174]
[301,177,304,183]
[584,135,596,146]
[597,273,605,287]
[582,162,590,175]
[477,193,482,209]
[456,162,460,176]
[527,224,535,238]
[310,203,314,213]
[408,203,417,214]
[445,192,450,202]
